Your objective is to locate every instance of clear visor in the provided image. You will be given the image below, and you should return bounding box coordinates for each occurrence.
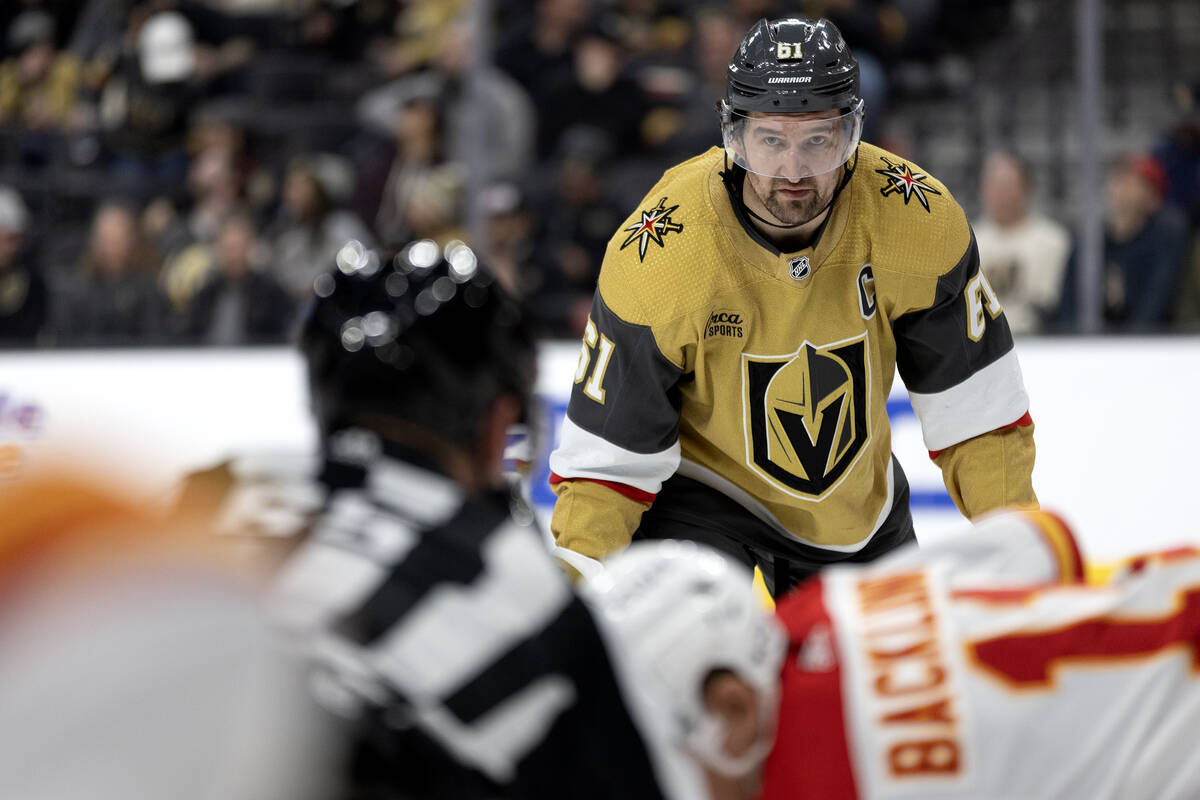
[722,101,864,180]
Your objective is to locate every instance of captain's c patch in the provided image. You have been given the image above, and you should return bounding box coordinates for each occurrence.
[857,264,876,319]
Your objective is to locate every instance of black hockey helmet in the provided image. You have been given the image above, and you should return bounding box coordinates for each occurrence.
[721,17,864,179]
[725,17,860,115]
[299,238,536,444]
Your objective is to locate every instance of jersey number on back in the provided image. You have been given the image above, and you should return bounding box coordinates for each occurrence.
[574,318,615,404]
[964,271,1003,341]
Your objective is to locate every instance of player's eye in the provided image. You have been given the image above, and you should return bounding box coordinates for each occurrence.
[806,135,829,147]
[760,135,784,148]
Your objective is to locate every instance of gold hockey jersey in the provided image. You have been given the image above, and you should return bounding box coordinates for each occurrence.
[550,143,1036,561]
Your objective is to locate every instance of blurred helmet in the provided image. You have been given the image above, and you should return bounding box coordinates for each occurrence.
[721,18,864,180]
[299,239,536,444]
[583,540,786,777]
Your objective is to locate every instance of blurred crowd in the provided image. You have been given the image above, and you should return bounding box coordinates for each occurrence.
[0,0,1197,347]
[977,127,1200,335]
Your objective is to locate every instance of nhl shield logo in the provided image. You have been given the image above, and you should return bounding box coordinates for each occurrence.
[789,256,810,281]
[742,333,870,497]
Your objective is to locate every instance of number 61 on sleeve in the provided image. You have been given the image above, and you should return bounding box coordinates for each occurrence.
[574,318,616,404]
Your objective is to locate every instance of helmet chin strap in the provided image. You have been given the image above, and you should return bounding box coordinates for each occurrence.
[743,200,813,230]
[723,149,859,231]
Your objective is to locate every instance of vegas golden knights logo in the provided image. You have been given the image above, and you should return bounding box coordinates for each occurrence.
[742,334,869,497]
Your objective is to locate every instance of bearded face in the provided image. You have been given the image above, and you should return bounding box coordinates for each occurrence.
[731,109,851,226]
[743,168,839,227]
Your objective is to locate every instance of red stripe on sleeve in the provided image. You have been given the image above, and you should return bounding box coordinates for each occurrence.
[928,411,1034,460]
[548,473,658,504]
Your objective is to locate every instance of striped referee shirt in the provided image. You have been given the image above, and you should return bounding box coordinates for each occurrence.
[260,429,699,799]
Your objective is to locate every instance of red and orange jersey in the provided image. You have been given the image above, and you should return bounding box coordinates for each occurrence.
[765,509,1200,799]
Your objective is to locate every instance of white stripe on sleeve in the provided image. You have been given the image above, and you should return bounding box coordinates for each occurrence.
[907,349,1029,452]
[548,415,680,495]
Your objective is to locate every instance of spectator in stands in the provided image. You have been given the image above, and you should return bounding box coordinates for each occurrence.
[358,20,534,185]
[59,201,165,345]
[1155,83,1200,329]
[659,7,739,161]
[373,98,458,248]
[267,155,373,300]
[292,0,377,63]
[183,118,250,244]
[608,0,692,62]
[370,0,463,79]
[393,167,466,248]
[181,211,294,345]
[1155,83,1200,232]
[494,0,589,118]
[156,146,245,315]
[100,11,204,198]
[528,130,624,338]
[973,151,1070,335]
[0,10,81,127]
[0,186,47,345]
[481,182,539,300]
[537,16,652,160]
[0,10,83,164]
[1058,154,1190,332]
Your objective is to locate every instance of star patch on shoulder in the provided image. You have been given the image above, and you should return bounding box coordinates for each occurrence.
[619,197,684,261]
[874,156,942,212]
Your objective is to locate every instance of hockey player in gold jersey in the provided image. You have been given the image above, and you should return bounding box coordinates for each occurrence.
[549,16,1037,596]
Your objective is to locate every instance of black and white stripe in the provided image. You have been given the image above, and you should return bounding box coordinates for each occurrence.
[267,432,692,798]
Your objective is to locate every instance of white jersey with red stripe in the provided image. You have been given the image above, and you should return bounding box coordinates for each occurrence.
[764,509,1200,800]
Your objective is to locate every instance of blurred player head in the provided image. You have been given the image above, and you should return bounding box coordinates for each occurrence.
[0,470,336,800]
[299,238,537,491]
[720,17,864,228]
[583,540,786,799]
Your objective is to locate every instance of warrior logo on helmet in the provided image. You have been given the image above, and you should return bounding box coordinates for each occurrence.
[742,333,870,498]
